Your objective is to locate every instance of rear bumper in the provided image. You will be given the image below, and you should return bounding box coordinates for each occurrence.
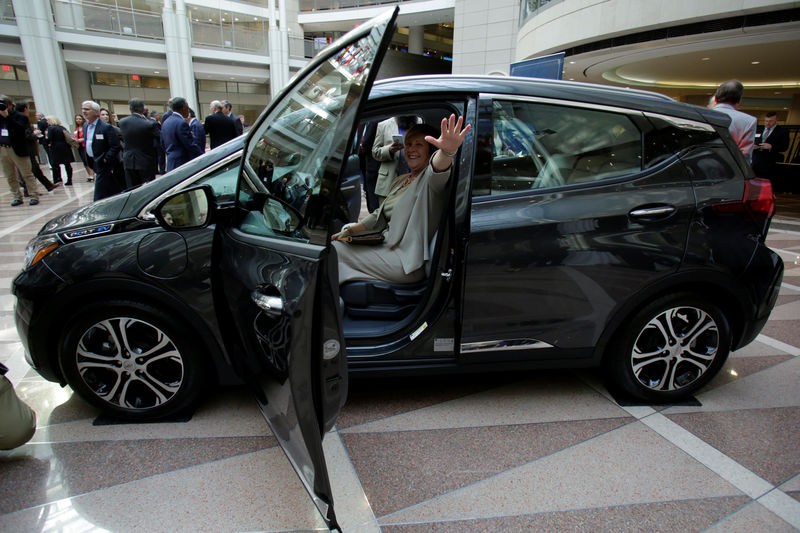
[735,245,784,349]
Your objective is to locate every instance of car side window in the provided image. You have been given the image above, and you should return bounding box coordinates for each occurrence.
[195,157,239,202]
[476,99,642,196]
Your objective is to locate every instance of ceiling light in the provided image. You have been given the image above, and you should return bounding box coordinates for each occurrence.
[154,71,160,74]
[569,61,575,64]
[701,57,710,61]
[751,60,760,65]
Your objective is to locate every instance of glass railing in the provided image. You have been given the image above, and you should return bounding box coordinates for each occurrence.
[191,21,267,53]
[51,0,164,40]
[299,0,414,11]
[519,0,560,27]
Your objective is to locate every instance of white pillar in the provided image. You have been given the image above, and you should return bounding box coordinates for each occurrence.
[408,26,424,55]
[268,0,289,98]
[11,0,74,127]
[162,0,196,111]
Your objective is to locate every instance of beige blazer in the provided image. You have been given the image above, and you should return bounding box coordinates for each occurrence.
[361,162,451,275]
[371,117,401,198]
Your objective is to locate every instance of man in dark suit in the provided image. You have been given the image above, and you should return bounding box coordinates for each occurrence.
[188,108,206,156]
[161,97,203,172]
[204,100,238,149]
[82,100,121,201]
[223,100,244,136]
[753,111,790,180]
[119,98,160,189]
[358,120,380,212]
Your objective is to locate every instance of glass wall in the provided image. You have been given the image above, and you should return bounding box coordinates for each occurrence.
[0,1,15,22]
[189,6,267,53]
[92,72,170,89]
[51,0,164,39]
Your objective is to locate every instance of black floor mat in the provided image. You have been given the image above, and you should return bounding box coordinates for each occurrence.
[609,388,702,407]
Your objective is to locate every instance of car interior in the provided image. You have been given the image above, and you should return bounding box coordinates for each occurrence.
[336,104,462,340]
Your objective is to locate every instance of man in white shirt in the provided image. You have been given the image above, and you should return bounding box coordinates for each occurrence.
[712,80,757,163]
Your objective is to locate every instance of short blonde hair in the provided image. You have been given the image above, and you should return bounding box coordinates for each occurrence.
[46,115,61,126]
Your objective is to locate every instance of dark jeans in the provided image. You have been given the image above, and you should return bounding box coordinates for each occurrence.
[51,162,73,184]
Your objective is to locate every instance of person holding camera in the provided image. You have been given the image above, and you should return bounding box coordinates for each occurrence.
[0,95,41,206]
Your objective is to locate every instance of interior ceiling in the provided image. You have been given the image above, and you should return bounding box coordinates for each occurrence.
[561,23,800,100]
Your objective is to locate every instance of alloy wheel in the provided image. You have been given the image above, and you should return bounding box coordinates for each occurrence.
[75,317,184,410]
[630,306,720,392]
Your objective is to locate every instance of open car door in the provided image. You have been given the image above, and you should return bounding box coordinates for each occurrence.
[215,8,398,531]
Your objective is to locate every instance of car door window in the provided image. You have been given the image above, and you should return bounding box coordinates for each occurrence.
[476,99,642,195]
[195,156,240,202]
[239,38,378,243]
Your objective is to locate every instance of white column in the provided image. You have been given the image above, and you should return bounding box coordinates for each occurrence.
[268,0,291,97]
[11,0,74,127]
[408,26,424,55]
[162,0,197,111]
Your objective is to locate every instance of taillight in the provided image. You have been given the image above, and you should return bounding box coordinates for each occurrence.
[712,178,775,220]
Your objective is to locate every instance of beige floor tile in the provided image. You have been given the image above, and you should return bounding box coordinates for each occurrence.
[705,501,798,533]
[343,374,629,434]
[380,422,742,524]
[1,447,326,533]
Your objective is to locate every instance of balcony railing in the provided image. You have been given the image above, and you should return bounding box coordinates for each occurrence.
[1,1,15,23]
[51,0,164,40]
[299,0,414,11]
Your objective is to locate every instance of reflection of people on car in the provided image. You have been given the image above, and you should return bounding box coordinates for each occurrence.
[331,114,471,284]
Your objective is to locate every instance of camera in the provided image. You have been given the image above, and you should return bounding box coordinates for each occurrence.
[0,101,7,111]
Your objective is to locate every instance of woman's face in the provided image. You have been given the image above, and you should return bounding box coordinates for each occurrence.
[75,115,84,126]
[404,132,431,174]
[100,109,110,123]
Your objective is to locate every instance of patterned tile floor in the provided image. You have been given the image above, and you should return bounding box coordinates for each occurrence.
[1,170,799,532]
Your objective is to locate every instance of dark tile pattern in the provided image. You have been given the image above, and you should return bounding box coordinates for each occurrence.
[0,436,276,514]
[760,321,800,347]
[343,417,632,516]
[667,407,800,485]
[380,496,751,533]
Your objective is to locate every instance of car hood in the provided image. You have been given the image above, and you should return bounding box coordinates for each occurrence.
[39,137,247,236]
[39,192,132,235]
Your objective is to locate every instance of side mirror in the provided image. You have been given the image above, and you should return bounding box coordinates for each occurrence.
[155,185,214,229]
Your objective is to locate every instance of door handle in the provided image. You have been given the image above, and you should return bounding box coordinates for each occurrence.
[251,291,283,316]
[629,205,676,218]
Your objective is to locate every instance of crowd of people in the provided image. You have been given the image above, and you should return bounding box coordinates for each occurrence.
[0,95,245,204]
[709,79,791,182]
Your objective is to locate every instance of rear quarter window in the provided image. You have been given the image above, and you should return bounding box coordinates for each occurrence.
[475,99,643,196]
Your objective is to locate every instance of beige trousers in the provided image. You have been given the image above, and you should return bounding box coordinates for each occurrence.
[0,145,39,201]
[0,375,36,450]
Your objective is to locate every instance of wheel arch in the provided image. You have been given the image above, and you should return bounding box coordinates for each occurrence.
[594,270,749,366]
[38,278,232,386]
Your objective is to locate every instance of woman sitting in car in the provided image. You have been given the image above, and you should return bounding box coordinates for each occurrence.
[332,113,470,284]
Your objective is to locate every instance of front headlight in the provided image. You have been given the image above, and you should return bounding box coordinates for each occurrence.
[23,235,60,270]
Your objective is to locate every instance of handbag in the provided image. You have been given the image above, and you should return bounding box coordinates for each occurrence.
[341,230,385,245]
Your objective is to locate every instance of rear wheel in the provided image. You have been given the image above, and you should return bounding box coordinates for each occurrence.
[60,300,207,420]
[605,293,731,402]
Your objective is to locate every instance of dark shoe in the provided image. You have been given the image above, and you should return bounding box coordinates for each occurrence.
[87,177,94,182]
[11,199,23,206]
[29,198,39,206]
[65,180,73,186]
[47,182,61,192]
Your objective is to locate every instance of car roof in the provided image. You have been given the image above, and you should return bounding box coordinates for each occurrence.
[370,75,729,128]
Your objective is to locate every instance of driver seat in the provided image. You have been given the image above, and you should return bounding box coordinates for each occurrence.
[339,231,440,321]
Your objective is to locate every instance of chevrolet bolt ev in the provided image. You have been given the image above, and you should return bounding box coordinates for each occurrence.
[12,8,783,529]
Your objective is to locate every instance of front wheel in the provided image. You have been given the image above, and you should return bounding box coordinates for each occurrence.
[605,294,731,403]
[60,300,207,421]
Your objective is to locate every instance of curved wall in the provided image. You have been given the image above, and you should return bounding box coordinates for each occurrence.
[516,0,797,61]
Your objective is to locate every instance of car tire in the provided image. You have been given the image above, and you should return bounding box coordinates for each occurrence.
[605,293,731,403]
[60,300,207,421]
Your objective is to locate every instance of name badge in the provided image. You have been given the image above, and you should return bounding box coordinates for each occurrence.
[0,128,8,136]
[95,134,104,140]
